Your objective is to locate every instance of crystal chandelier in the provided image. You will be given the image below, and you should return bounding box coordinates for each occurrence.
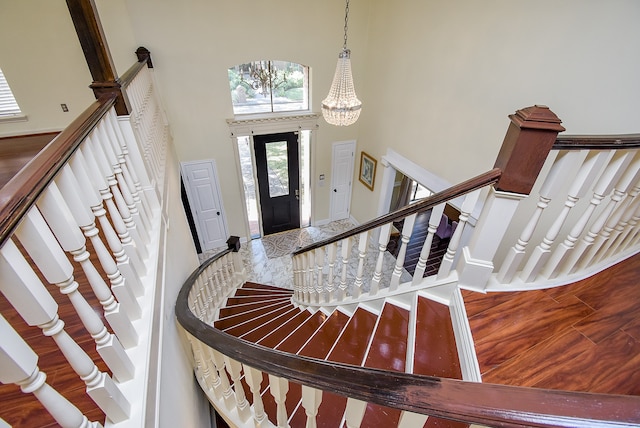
[322,0,362,126]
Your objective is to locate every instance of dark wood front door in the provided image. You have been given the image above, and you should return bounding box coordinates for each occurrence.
[254,132,300,235]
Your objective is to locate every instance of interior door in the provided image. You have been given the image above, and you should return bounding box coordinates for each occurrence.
[254,132,300,235]
[181,160,228,251]
[330,140,355,221]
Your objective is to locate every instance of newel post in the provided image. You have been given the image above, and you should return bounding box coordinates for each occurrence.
[458,105,565,291]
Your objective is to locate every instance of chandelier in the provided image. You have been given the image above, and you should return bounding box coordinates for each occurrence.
[322,0,362,126]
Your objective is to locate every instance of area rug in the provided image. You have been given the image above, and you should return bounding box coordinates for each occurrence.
[261,228,316,259]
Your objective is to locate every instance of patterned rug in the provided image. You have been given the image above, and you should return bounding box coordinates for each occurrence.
[261,228,316,259]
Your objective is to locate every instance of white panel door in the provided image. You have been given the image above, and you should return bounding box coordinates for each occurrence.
[330,141,356,221]
[182,160,228,251]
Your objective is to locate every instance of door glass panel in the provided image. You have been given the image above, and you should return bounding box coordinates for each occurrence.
[266,140,289,197]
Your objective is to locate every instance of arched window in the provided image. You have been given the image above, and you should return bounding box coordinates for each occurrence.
[228,60,309,115]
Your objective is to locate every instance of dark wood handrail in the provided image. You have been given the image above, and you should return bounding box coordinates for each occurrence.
[175,265,640,427]
[119,48,150,89]
[293,168,502,257]
[0,94,117,248]
[554,134,640,150]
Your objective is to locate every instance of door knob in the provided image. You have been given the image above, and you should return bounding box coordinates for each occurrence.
[333,189,337,192]
[217,211,220,215]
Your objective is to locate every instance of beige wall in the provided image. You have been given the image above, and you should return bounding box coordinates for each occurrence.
[2,0,639,232]
[0,0,95,137]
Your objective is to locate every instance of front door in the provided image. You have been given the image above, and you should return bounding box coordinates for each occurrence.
[254,132,300,235]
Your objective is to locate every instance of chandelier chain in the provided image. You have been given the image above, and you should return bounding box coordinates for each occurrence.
[343,0,350,50]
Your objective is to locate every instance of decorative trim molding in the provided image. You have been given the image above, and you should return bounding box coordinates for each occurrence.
[227,113,320,136]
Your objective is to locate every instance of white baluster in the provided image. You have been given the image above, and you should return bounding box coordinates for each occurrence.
[391,213,416,291]
[541,150,627,278]
[370,223,392,295]
[398,411,428,428]
[13,209,134,382]
[413,205,445,284]
[326,242,338,302]
[243,365,267,426]
[0,314,102,428]
[0,241,130,421]
[602,183,640,259]
[38,182,142,323]
[498,151,575,283]
[556,151,635,276]
[584,156,640,266]
[438,189,480,279]
[70,150,144,296]
[315,247,325,303]
[344,398,367,428]
[301,385,322,428]
[89,134,149,258]
[209,349,235,410]
[223,357,251,422]
[520,150,609,282]
[268,374,290,428]
[338,237,352,301]
[352,231,369,298]
[307,250,316,303]
[80,141,148,269]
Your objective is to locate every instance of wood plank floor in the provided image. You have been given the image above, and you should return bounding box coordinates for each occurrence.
[463,251,640,395]
[0,133,58,187]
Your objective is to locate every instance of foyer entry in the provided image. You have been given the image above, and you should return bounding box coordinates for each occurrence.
[254,132,300,235]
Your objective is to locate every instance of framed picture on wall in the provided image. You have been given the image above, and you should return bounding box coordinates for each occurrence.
[359,151,377,191]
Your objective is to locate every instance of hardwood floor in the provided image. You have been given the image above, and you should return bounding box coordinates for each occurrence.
[463,252,640,396]
[0,133,58,187]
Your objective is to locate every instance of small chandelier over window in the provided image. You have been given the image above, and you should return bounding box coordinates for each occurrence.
[322,0,362,127]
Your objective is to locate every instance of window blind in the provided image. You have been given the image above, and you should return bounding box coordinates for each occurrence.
[0,68,22,117]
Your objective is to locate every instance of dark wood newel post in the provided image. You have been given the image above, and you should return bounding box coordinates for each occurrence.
[493,105,566,195]
[66,0,141,115]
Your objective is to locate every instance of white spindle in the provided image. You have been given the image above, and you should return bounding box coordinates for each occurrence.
[13,209,134,381]
[223,356,251,422]
[602,183,640,259]
[497,151,574,283]
[370,222,392,295]
[307,250,316,303]
[554,151,635,276]
[541,150,626,278]
[243,365,267,425]
[398,411,428,428]
[344,398,367,428]
[413,205,445,284]
[338,237,352,301]
[209,349,235,410]
[70,150,144,296]
[0,241,130,422]
[268,374,290,428]
[390,213,416,291]
[315,247,325,303]
[80,141,148,268]
[0,314,102,428]
[301,385,322,428]
[326,242,338,302]
[352,231,369,298]
[520,150,608,282]
[438,189,480,279]
[38,182,142,323]
[292,255,302,300]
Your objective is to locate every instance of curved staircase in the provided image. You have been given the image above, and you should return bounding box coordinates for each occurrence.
[214,282,466,428]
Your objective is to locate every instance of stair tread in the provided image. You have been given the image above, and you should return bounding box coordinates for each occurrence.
[413,297,463,379]
[258,310,314,348]
[242,281,293,293]
[359,302,410,427]
[240,307,302,342]
[218,296,291,319]
[299,310,350,359]
[276,311,328,354]
[222,303,295,336]
[214,300,293,330]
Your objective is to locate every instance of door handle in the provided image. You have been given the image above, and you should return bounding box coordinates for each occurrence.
[333,189,337,192]
[217,211,220,215]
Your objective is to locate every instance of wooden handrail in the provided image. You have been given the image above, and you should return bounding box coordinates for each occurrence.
[0,94,117,247]
[175,265,640,427]
[554,133,640,150]
[119,48,151,89]
[293,168,502,257]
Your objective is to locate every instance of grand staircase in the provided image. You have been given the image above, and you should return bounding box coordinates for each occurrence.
[213,282,466,428]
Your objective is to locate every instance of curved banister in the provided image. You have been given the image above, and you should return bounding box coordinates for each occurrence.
[293,168,502,257]
[175,258,640,428]
[554,133,640,150]
[0,94,117,247]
